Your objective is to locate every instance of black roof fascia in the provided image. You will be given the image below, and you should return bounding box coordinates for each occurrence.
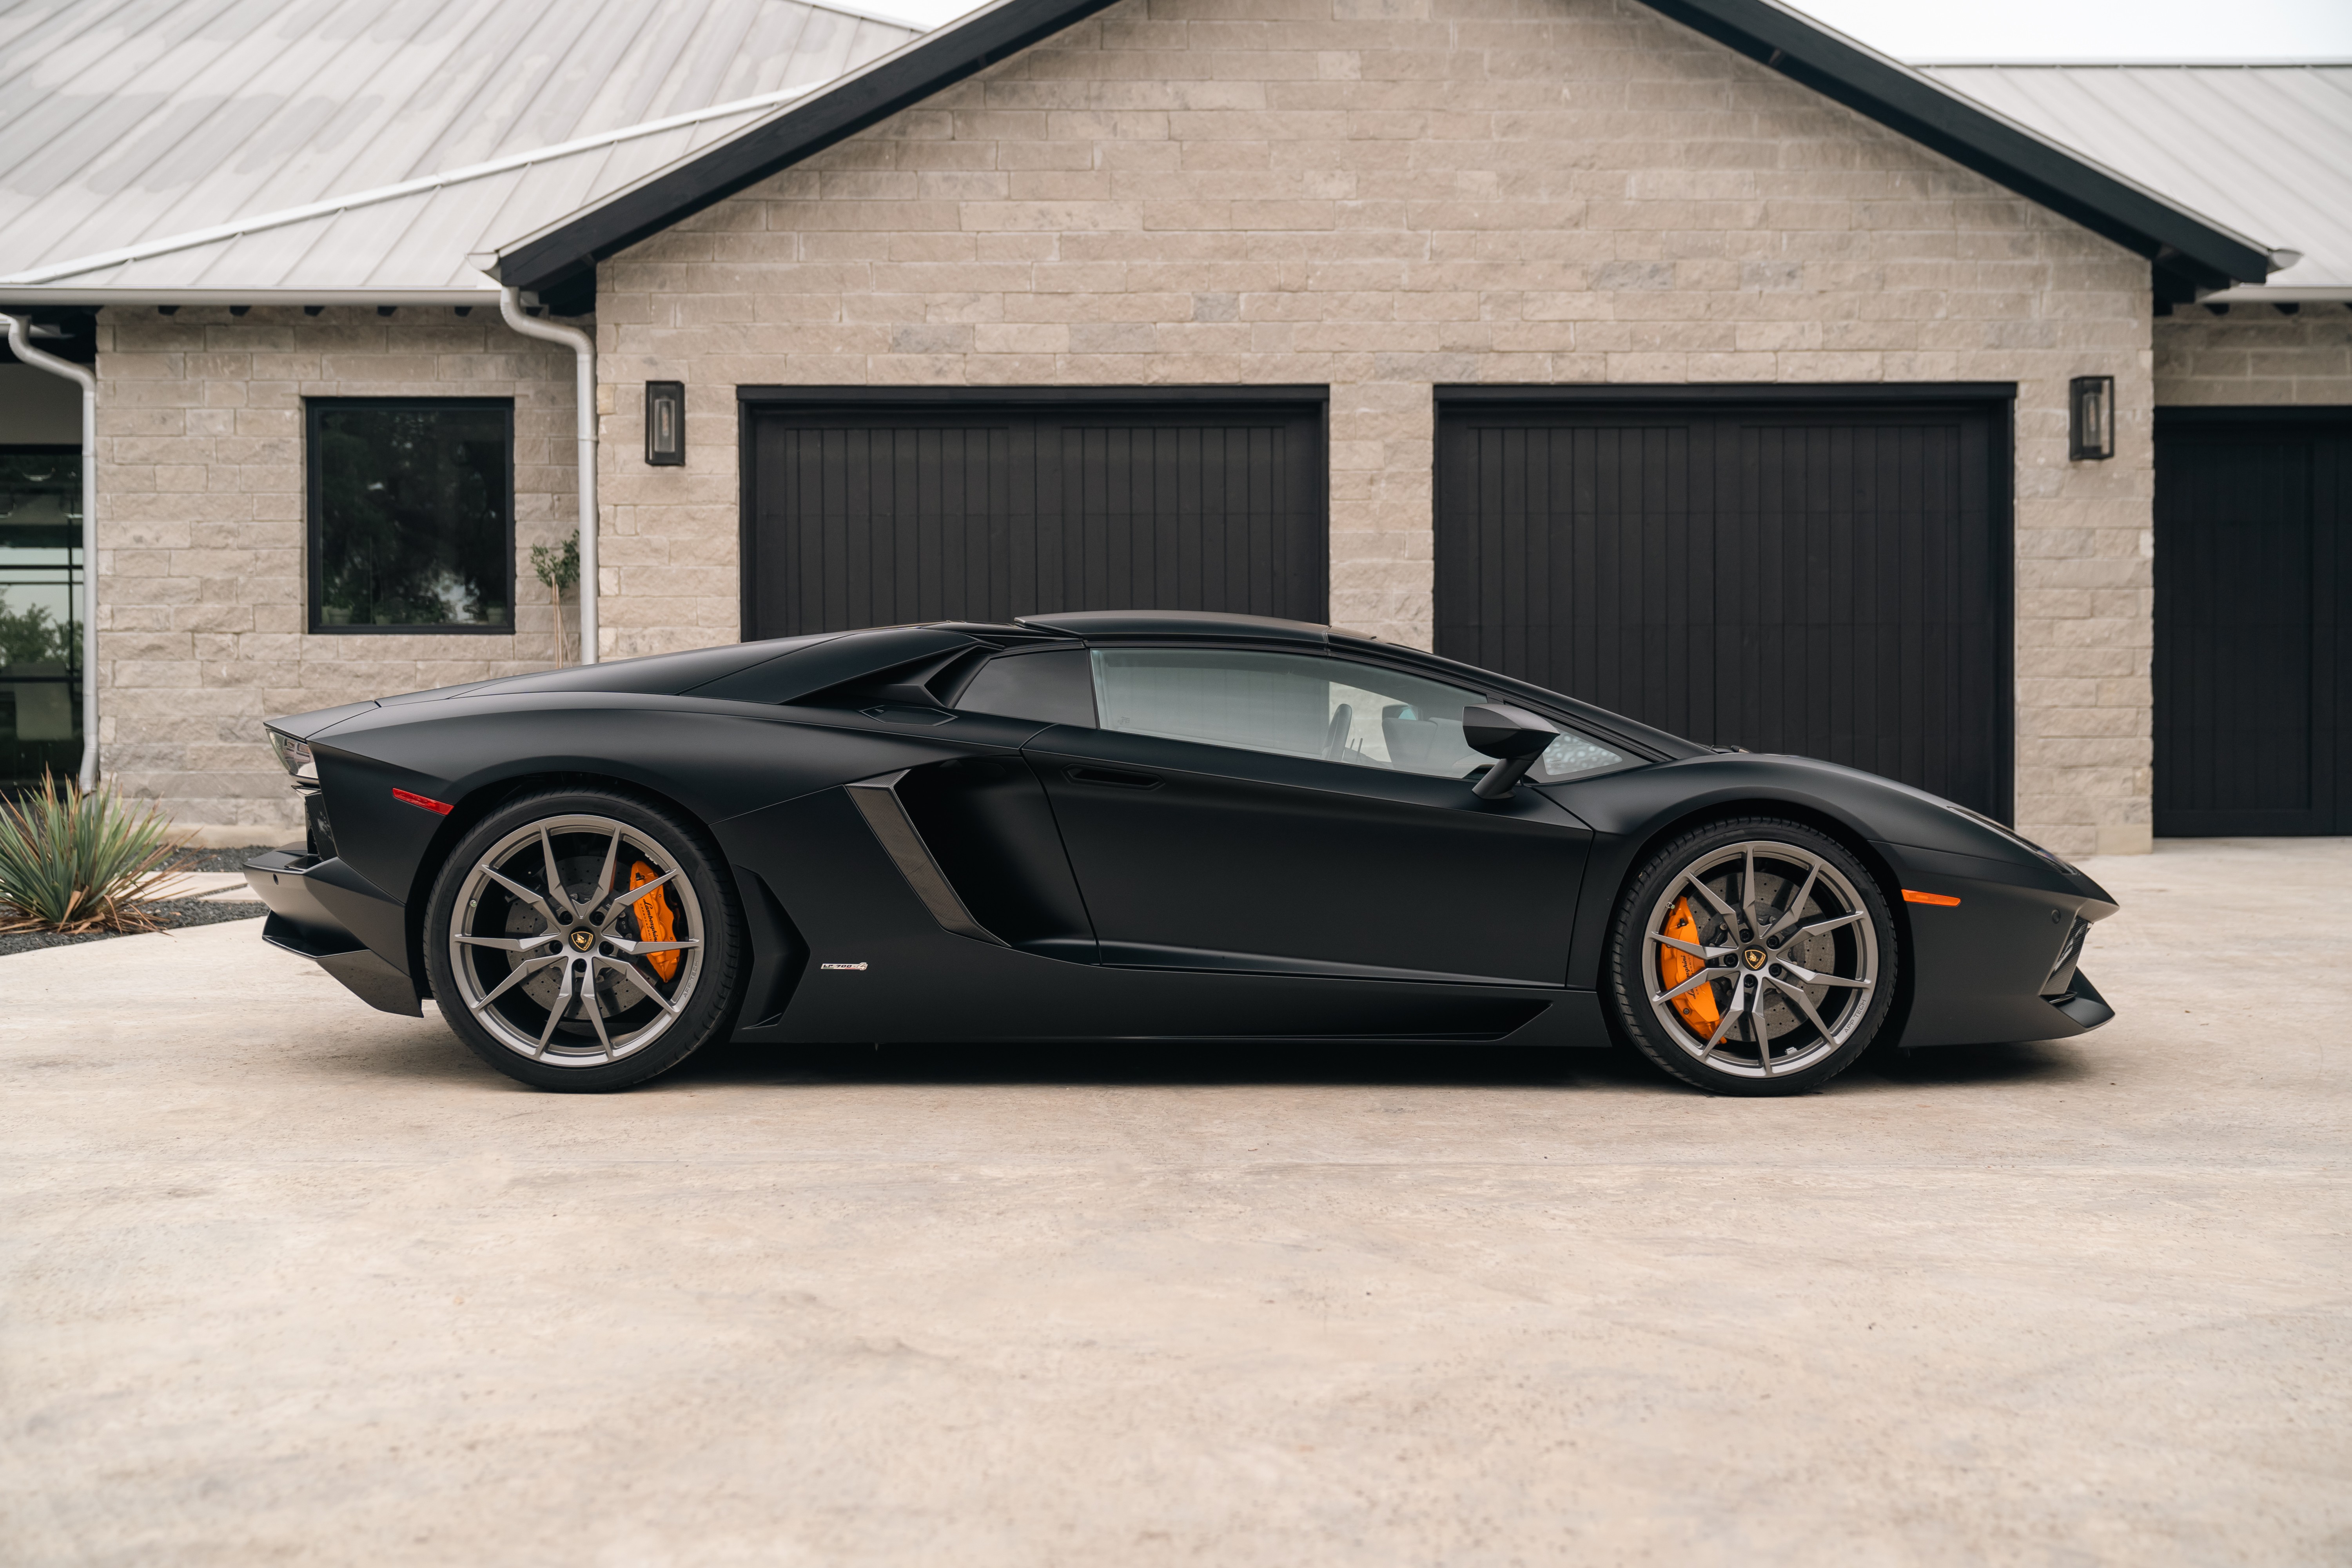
[0,308,98,366]
[499,0,2276,296]
[497,0,1124,294]
[1642,0,2272,287]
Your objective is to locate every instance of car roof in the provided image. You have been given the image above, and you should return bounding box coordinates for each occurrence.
[1015,610,1336,643]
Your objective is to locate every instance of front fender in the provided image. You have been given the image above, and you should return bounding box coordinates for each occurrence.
[1542,754,2099,993]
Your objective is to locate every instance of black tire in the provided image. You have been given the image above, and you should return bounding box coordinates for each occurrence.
[423,787,743,1092]
[1604,816,1898,1097]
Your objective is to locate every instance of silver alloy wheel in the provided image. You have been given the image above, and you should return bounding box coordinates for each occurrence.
[1639,839,1878,1080]
[446,813,706,1068]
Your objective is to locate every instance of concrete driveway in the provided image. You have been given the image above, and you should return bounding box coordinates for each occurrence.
[3,840,2346,1566]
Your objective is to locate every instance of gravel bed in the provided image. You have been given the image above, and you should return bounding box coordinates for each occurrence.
[0,898,268,958]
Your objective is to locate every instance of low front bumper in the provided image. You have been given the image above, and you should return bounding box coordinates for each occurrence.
[2048,968,2114,1032]
[245,848,422,1016]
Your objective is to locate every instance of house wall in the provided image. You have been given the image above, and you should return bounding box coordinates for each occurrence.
[94,307,577,839]
[594,0,2158,857]
[2154,303,2352,405]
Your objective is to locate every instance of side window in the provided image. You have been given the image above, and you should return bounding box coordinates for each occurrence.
[1089,647,1493,777]
[953,646,1097,727]
[307,398,513,633]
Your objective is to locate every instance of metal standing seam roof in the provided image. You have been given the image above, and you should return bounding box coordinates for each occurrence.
[0,86,837,301]
[0,0,920,282]
[1920,64,2352,299]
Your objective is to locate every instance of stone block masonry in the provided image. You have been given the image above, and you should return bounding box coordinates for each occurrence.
[2156,303,2352,406]
[95,308,578,836]
[599,0,2158,857]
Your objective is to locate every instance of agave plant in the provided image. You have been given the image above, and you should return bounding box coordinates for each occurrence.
[0,771,182,935]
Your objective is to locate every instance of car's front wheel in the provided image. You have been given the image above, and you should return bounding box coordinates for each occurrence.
[423,788,742,1092]
[1604,817,1897,1096]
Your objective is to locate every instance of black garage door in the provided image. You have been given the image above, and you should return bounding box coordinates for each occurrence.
[2154,409,2350,836]
[1436,389,2013,820]
[739,390,1327,639]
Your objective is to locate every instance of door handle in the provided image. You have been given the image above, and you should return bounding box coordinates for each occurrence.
[1065,765,1162,790]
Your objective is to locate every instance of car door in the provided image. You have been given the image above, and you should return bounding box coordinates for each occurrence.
[1018,644,1600,986]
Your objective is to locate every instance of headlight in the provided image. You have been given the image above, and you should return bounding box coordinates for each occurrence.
[270,731,319,784]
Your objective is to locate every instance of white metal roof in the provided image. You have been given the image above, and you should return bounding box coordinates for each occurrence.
[1921,63,2352,299]
[0,0,919,282]
[0,87,818,299]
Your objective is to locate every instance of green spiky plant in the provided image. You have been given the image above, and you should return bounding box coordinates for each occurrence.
[0,771,183,935]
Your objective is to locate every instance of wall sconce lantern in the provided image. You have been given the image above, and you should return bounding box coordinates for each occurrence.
[2068,375,2115,461]
[645,381,685,466]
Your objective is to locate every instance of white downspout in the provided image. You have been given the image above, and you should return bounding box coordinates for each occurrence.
[497,287,597,664]
[2,313,100,788]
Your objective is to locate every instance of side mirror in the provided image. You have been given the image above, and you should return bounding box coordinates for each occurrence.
[1462,703,1561,799]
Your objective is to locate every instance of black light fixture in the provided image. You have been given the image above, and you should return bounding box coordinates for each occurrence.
[645,381,685,466]
[2068,375,2115,462]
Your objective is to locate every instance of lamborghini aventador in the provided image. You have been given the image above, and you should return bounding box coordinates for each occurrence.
[245,610,2117,1095]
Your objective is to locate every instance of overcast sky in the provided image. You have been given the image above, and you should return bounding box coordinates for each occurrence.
[869,0,2352,60]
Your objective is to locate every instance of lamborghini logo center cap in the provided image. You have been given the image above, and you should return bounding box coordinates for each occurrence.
[1743,947,1767,969]
[570,929,594,951]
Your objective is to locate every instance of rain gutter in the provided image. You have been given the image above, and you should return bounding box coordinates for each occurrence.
[0,290,500,309]
[0,313,98,789]
[497,287,597,665]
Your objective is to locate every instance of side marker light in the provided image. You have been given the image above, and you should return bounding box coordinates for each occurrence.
[392,788,454,816]
[1902,889,1961,907]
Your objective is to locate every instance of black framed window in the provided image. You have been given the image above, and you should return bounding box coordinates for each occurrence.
[0,445,83,788]
[307,399,514,633]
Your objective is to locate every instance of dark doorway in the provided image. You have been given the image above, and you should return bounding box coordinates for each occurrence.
[2154,409,2350,836]
[737,389,1327,639]
[1434,388,2014,821]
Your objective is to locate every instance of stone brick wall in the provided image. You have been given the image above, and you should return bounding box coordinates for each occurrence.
[2155,303,2352,405]
[94,307,578,838]
[595,0,2157,856]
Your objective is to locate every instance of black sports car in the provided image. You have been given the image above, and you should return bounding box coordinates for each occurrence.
[246,611,2116,1095]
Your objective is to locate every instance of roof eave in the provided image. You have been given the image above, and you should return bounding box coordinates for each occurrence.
[0,287,503,309]
[1635,0,2278,287]
[2195,284,2352,303]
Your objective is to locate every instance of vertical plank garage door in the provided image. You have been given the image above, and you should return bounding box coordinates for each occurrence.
[2154,410,2349,835]
[1436,389,2013,820]
[739,390,1327,638]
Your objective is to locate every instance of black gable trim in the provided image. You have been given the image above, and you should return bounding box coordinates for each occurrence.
[497,0,2274,296]
[1644,0,2272,287]
[497,0,1125,294]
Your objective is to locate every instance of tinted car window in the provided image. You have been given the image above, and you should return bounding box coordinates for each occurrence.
[1089,647,1492,777]
[954,646,1098,727]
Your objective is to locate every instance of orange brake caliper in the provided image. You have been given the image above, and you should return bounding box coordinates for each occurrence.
[628,860,681,982]
[1658,895,1721,1038]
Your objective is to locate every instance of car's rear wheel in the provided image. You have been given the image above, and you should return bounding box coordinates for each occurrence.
[423,788,742,1092]
[1605,817,1897,1096]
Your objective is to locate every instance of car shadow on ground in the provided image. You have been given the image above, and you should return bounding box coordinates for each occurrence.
[659,1033,2096,1095]
[316,1010,2094,1096]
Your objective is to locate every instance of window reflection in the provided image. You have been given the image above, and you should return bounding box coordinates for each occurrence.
[309,401,512,632]
[0,449,82,787]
